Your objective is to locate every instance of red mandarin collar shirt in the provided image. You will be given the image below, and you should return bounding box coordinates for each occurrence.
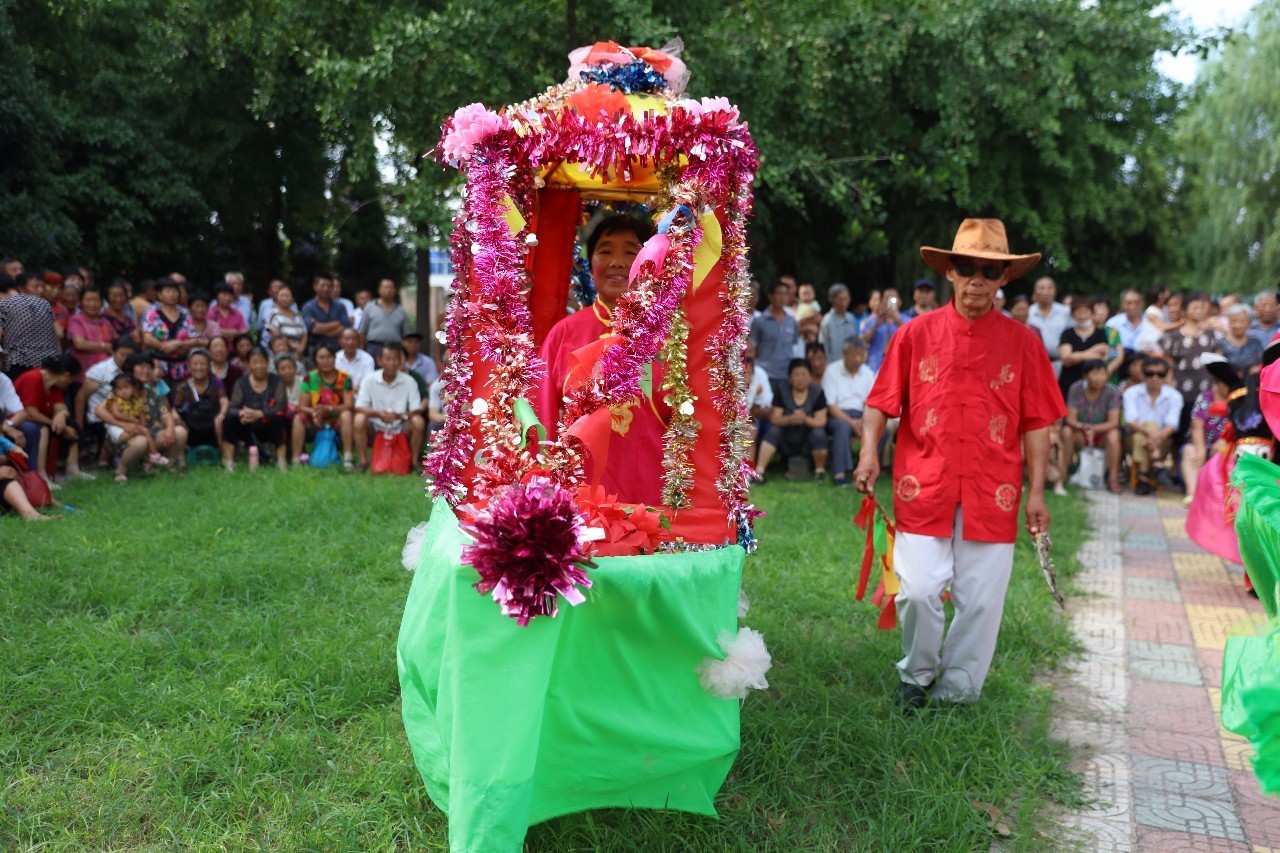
[866,302,1066,543]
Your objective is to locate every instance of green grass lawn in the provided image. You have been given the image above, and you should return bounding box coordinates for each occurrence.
[0,468,1087,851]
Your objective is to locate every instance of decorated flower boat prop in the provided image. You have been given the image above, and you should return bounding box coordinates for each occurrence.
[396,41,771,851]
[1220,342,1280,796]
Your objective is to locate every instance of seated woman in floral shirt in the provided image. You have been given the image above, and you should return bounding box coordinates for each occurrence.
[292,343,355,470]
[1182,374,1232,507]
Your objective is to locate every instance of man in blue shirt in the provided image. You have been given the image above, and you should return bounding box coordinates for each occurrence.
[748,280,799,392]
[858,286,902,372]
[1106,288,1149,353]
[301,274,350,352]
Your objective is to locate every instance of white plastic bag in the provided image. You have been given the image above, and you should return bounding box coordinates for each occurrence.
[1070,446,1106,490]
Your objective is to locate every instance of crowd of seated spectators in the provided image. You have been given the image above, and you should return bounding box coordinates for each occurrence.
[0,260,443,519]
[746,273,1277,497]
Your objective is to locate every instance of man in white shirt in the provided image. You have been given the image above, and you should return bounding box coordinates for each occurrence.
[745,355,772,467]
[225,272,255,329]
[1027,276,1072,377]
[822,337,877,487]
[354,342,424,471]
[333,275,357,322]
[1122,355,1183,495]
[1106,288,1149,354]
[335,328,376,392]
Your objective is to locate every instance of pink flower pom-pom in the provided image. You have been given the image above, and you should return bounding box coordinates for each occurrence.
[460,476,595,626]
[698,97,740,122]
[441,103,510,162]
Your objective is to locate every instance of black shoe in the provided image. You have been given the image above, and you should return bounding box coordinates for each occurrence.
[895,682,930,712]
[1134,480,1154,496]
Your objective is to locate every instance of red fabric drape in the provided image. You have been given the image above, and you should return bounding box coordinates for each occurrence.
[528,188,582,348]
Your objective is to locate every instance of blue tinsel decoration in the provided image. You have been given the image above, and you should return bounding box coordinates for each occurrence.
[572,243,596,306]
[579,60,668,95]
[736,509,758,555]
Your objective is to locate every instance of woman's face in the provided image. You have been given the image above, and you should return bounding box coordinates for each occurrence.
[315,348,335,372]
[188,354,210,380]
[277,359,297,385]
[590,227,642,307]
[275,287,293,310]
[867,290,882,313]
[1093,303,1109,325]
[1073,305,1093,326]
[209,338,228,363]
[789,365,812,392]
[1213,379,1230,401]
[158,286,179,307]
[1184,297,1206,323]
[61,285,81,311]
[248,353,270,378]
[190,300,208,322]
[216,290,232,308]
[1229,311,1250,337]
[107,286,127,310]
[80,290,102,316]
[235,337,252,360]
[1167,295,1184,323]
[1011,301,1030,324]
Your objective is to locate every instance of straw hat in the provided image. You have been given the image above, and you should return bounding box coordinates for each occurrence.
[920,218,1041,281]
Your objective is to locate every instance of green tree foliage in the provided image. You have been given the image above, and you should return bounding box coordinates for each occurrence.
[1,0,1190,302]
[1179,0,1280,296]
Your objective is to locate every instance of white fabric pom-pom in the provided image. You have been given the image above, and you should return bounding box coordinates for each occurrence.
[737,587,750,619]
[402,522,429,572]
[697,627,771,700]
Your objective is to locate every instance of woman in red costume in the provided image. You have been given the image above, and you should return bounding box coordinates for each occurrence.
[536,214,668,505]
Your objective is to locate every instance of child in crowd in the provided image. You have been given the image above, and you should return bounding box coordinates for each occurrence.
[795,283,822,322]
[102,375,169,479]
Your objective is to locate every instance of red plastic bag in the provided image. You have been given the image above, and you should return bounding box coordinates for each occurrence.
[371,432,411,476]
[9,455,53,507]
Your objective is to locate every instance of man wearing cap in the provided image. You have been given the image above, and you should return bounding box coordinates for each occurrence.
[900,278,937,322]
[853,219,1066,710]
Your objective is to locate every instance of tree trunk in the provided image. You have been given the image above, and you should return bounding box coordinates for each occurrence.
[416,222,434,358]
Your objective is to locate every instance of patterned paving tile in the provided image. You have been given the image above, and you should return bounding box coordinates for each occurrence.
[1220,732,1257,774]
[1130,678,1216,734]
[1170,538,1214,553]
[1182,581,1256,609]
[1133,756,1235,799]
[1231,771,1280,846]
[1133,790,1246,842]
[1131,729,1228,768]
[1129,641,1204,685]
[1127,533,1174,551]
[1164,516,1191,539]
[1127,600,1196,645]
[1127,563,1179,580]
[1175,553,1234,584]
[1135,828,1250,852]
[1120,500,1162,516]
[1199,647,1226,689]
[1126,576,1184,603]
[1186,604,1255,651]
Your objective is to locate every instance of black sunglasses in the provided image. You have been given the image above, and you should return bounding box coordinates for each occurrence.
[952,260,1006,281]
[1144,370,1168,378]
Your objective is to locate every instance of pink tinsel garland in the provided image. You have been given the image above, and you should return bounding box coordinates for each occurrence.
[427,74,760,552]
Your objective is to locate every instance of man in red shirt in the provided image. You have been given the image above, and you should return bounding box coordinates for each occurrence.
[854,219,1065,709]
[14,353,87,485]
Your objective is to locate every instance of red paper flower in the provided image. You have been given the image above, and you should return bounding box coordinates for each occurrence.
[574,485,667,556]
[566,83,632,122]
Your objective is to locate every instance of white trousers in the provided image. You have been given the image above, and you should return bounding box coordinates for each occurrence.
[893,506,1015,702]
